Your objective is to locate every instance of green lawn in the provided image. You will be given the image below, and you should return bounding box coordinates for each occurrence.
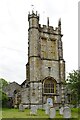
[1,108,79,119]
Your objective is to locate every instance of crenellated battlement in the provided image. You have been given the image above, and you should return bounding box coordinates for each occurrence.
[28,11,39,21]
[28,11,61,35]
[39,24,58,34]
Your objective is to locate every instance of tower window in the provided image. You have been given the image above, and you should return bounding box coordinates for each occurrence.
[44,79,54,93]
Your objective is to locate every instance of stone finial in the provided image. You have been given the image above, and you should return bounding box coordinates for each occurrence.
[47,17,49,27]
[58,18,61,26]
[58,18,61,33]
[28,11,30,15]
[36,11,38,15]
[32,10,34,14]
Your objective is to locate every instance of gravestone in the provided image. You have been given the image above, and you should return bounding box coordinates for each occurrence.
[47,98,53,106]
[30,105,37,115]
[59,107,64,115]
[45,104,50,115]
[49,107,56,118]
[45,98,53,115]
[63,106,71,118]
[19,103,24,112]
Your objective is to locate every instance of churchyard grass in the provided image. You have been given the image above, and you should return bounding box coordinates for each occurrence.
[2,108,49,118]
[2,108,79,118]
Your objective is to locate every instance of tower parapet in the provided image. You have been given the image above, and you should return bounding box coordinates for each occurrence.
[28,11,39,29]
[28,10,39,20]
[39,25,58,35]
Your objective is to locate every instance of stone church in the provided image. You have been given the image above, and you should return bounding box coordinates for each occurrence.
[21,10,65,108]
[11,10,65,109]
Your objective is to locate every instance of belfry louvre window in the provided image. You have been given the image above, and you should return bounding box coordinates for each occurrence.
[44,80,54,93]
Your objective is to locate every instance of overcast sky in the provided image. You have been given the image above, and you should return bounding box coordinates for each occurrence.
[0,0,78,84]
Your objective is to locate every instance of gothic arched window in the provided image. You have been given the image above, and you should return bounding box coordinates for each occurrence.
[44,79,55,93]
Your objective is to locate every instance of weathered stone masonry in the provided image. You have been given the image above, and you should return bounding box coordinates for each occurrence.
[25,11,65,107]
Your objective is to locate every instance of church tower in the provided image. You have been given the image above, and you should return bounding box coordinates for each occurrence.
[26,11,65,107]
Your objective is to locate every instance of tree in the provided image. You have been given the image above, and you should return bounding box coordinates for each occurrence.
[66,70,80,106]
[0,78,8,90]
[0,78,9,107]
